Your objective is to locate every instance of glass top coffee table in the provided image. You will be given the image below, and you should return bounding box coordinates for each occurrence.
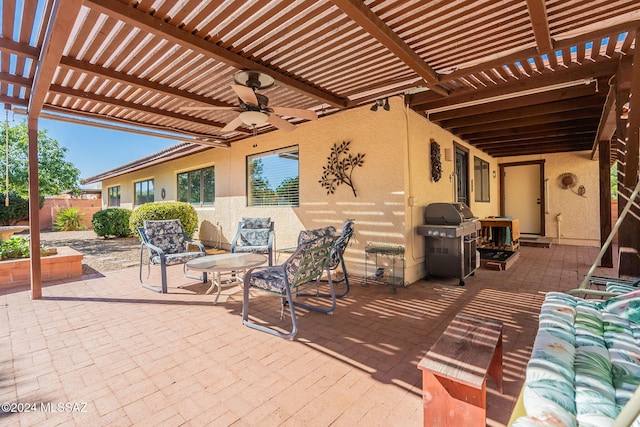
[185,253,267,304]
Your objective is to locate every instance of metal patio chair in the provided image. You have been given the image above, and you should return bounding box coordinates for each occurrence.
[296,219,355,298]
[231,217,275,266]
[242,233,337,340]
[138,219,207,293]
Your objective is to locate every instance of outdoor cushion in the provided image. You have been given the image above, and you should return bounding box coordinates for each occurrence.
[513,291,640,427]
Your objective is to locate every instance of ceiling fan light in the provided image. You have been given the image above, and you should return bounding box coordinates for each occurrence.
[239,111,268,126]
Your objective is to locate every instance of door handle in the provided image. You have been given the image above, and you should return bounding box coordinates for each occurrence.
[536,198,541,205]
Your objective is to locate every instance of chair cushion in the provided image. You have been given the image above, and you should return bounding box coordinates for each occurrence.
[242,217,271,229]
[239,229,269,246]
[246,267,286,293]
[151,251,203,266]
[144,220,187,254]
[297,226,335,245]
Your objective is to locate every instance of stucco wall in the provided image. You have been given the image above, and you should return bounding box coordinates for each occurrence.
[496,151,600,246]
[100,97,598,283]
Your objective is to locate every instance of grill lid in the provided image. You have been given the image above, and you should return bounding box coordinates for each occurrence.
[425,202,476,225]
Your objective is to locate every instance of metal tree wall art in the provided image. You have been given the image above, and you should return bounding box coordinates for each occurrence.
[319,141,365,197]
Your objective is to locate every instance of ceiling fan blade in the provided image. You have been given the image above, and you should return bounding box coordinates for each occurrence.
[268,114,296,132]
[221,116,245,133]
[180,106,234,111]
[269,106,318,121]
[231,84,259,105]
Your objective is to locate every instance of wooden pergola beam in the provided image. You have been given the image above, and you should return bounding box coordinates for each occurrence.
[330,0,447,97]
[625,28,640,186]
[27,0,85,300]
[49,84,244,133]
[526,0,553,54]
[86,0,347,109]
[59,57,235,109]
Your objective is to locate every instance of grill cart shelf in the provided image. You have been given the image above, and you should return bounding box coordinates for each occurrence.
[364,243,406,293]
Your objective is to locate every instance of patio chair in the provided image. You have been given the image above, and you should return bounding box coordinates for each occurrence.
[242,233,337,340]
[296,219,355,298]
[231,217,275,266]
[138,219,207,293]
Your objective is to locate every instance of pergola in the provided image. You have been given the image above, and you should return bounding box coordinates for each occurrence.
[2,0,639,298]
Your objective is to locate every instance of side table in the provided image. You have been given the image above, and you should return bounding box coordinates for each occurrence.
[417,313,503,426]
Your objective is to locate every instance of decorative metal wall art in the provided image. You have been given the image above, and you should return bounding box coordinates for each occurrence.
[557,172,586,197]
[319,140,365,197]
[430,139,442,182]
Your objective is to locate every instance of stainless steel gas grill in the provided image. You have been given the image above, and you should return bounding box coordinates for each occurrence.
[417,202,480,286]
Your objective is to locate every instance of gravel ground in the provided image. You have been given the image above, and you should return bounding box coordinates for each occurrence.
[37,230,142,276]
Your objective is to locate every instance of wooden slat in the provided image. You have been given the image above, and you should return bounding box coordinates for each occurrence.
[625,28,640,186]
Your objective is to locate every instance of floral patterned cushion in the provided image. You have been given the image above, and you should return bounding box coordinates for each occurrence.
[242,217,271,229]
[246,235,334,294]
[144,220,188,254]
[143,220,204,265]
[514,291,640,427]
[237,229,269,248]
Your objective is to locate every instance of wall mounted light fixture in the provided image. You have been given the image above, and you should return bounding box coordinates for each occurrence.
[371,97,390,111]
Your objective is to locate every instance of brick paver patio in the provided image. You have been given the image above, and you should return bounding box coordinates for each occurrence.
[0,244,616,426]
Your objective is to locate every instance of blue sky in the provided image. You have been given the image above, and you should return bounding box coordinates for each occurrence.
[35,118,177,184]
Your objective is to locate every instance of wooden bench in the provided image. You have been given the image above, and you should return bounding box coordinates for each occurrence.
[418,313,503,427]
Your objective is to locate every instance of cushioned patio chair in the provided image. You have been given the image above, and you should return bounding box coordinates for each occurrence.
[296,219,355,298]
[242,233,337,340]
[138,219,207,293]
[231,217,275,266]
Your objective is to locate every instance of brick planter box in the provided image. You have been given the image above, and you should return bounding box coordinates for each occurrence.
[0,246,83,290]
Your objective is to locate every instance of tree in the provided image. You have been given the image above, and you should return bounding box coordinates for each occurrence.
[0,121,81,197]
[248,158,275,205]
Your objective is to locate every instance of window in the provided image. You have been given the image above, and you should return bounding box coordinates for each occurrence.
[474,157,490,202]
[134,179,154,205]
[247,146,299,206]
[107,186,120,207]
[177,166,215,205]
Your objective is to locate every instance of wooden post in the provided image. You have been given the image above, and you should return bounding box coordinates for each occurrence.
[28,118,41,299]
[598,137,613,268]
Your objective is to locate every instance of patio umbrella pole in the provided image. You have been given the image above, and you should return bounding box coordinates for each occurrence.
[580,177,640,289]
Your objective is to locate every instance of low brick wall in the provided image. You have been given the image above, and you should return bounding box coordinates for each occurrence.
[0,246,83,290]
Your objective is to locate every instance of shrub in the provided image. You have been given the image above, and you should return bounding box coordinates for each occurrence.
[0,193,30,225]
[129,201,199,238]
[0,237,48,260]
[92,208,133,238]
[54,207,86,231]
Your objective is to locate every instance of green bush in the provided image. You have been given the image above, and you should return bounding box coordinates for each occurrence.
[92,208,133,238]
[54,207,86,231]
[0,193,30,225]
[0,237,48,260]
[129,201,199,238]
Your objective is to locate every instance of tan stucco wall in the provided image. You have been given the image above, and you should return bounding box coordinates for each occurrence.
[496,151,600,247]
[101,97,598,283]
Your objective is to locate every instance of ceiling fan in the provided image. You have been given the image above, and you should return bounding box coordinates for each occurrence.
[181,70,318,133]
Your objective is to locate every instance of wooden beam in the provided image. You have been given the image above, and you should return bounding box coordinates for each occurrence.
[625,29,640,186]
[0,38,39,58]
[463,119,597,141]
[473,129,595,146]
[59,57,235,109]
[441,95,604,129]
[49,84,242,133]
[412,60,618,112]
[86,0,347,108]
[27,0,84,300]
[28,118,41,299]
[599,137,614,267]
[28,0,84,118]
[330,0,447,97]
[454,107,602,135]
[526,0,553,54]
[429,84,597,122]
[591,78,617,160]
[0,71,33,88]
